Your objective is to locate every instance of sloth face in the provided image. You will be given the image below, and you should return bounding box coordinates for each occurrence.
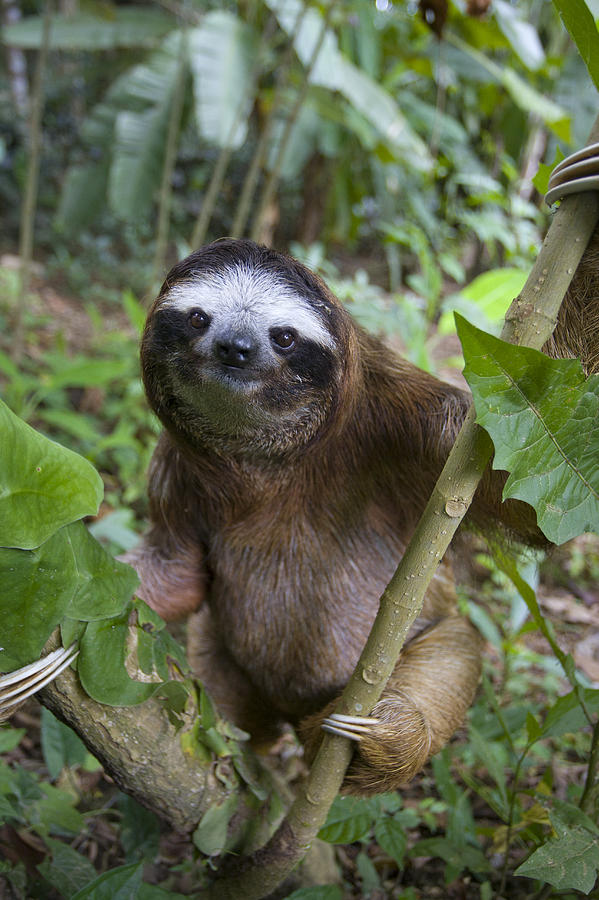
[157,264,337,394]
[142,241,347,449]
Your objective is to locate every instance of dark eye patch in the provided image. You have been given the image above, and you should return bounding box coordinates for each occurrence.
[285,340,336,390]
[147,307,196,353]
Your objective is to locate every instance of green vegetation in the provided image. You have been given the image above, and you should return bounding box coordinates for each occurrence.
[1,0,599,897]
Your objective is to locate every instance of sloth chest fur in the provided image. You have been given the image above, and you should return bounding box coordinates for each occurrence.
[204,502,405,713]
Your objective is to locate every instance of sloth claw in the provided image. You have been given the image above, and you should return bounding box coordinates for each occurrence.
[321,712,379,742]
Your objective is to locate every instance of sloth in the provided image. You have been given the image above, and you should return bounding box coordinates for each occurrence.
[126,237,596,795]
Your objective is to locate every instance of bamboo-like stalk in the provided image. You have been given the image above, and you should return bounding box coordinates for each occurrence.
[13,3,52,361]
[580,718,599,819]
[249,1,336,244]
[189,16,277,250]
[2,0,29,120]
[200,119,599,900]
[231,3,308,240]
[151,31,188,291]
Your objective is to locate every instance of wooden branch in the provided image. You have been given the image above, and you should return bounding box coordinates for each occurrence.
[38,632,279,837]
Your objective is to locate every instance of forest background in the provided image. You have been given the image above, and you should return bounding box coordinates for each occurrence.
[1,1,599,898]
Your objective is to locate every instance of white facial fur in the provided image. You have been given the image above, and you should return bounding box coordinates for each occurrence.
[162,263,335,350]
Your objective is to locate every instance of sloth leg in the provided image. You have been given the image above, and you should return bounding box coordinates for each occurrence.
[299,616,482,795]
[186,607,284,749]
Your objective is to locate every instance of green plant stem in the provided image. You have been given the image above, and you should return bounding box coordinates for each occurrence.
[527,883,553,900]
[151,31,188,291]
[189,17,276,249]
[249,1,335,244]
[200,116,599,900]
[498,744,532,896]
[231,3,308,240]
[580,717,599,819]
[156,0,202,26]
[14,3,52,362]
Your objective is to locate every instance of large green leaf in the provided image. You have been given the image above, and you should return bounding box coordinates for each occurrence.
[40,708,94,779]
[194,793,240,856]
[108,32,185,220]
[457,316,599,544]
[3,9,174,50]
[78,610,158,706]
[494,0,545,70]
[266,0,431,168]
[553,0,599,90]
[374,816,407,867]
[58,30,185,227]
[38,839,98,897]
[438,267,530,335]
[56,161,110,234]
[0,521,138,668]
[188,12,257,149]
[448,35,570,142]
[411,837,490,874]
[71,863,143,900]
[0,400,103,551]
[516,818,599,893]
[317,796,372,844]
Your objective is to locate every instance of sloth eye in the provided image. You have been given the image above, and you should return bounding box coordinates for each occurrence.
[270,328,297,351]
[188,309,211,331]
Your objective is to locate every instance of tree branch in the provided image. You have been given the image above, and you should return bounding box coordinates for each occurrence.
[38,631,283,841]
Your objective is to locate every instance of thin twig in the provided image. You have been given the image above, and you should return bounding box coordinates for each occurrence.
[189,16,277,249]
[249,1,336,244]
[14,2,52,361]
[151,30,188,290]
[580,717,599,817]
[231,2,308,239]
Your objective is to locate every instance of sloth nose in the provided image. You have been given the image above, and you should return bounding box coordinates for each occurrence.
[214,334,256,369]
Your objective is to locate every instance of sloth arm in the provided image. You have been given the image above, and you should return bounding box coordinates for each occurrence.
[299,615,483,795]
[122,531,205,621]
[122,435,206,621]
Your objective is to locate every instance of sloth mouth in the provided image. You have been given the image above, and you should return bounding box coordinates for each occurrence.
[203,365,262,393]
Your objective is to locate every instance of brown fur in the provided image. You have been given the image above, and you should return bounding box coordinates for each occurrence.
[124,237,599,794]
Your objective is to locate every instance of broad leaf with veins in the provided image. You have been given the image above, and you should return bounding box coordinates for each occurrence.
[456,315,599,545]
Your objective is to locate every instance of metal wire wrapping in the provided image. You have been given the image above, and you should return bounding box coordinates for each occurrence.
[545,142,599,206]
[0,645,79,722]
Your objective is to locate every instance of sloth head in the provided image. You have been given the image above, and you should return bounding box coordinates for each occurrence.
[141,239,359,456]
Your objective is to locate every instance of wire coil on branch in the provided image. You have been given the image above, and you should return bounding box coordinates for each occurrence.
[546,142,599,206]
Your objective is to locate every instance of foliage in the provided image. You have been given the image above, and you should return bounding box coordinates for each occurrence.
[0,394,184,708]
[0,400,102,550]
[2,8,174,51]
[458,316,599,544]
[0,718,185,897]
[2,0,589,290]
